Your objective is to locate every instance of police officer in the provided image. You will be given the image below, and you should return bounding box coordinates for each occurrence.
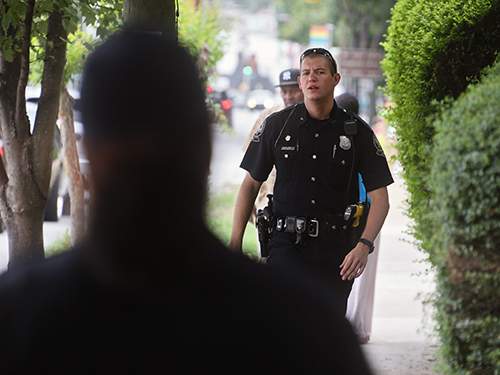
[230,48,394,313]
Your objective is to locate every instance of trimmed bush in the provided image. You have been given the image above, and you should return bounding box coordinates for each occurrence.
[430,59,500,374]
[382,0,500,258]
[383,1,500,373]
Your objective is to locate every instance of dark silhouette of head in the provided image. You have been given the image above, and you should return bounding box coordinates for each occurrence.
[336,92,359,115]
[80,29,211,259]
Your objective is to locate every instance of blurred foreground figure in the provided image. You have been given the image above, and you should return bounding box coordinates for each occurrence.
[0,30,373,374]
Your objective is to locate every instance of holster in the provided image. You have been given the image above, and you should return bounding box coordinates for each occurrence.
[256,194,273,258]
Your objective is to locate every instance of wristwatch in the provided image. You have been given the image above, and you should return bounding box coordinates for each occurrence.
[358,238,375,254]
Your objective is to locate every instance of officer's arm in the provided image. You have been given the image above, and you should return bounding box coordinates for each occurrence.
[362,186,390,242]
[340,186,389,280]
[229,173,263,252]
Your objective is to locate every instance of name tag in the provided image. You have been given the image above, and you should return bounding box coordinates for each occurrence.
[281,146,296,151]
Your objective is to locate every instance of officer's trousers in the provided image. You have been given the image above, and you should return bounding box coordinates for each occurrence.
[267,231,354,315]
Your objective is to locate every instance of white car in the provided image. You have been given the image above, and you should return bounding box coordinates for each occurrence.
[246,89,277,111]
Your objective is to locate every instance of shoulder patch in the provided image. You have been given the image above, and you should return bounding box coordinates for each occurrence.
[252,119,267,142]
[373,135,385,157]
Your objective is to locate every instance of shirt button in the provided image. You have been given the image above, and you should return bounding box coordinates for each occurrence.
[311,176,316,182]
[341,159,346,165]
[312,154,317,159]
[311,199,316,205]
[314,133,320,138]
[284,154,289,158]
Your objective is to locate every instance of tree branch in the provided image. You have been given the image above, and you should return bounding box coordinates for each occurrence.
[32,8,68,199]
[15,0,35,139]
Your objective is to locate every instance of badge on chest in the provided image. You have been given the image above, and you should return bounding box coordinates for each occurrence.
[339,135,351,150]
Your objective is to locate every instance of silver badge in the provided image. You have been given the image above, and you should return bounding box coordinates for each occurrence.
[285,135,291,141]
[339,136,351,150]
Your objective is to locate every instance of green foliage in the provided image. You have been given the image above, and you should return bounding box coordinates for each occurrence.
[381,0,500,258]
[178,1,225,82]
[429,58,500,374]
[327,0,396,48]
[0,0,28,61]
[274,0,332,45]
[30,28,95,85]
[274,0,394,48]
[8,0,123,86]
[207,186,259,260]
[383,1,500,373]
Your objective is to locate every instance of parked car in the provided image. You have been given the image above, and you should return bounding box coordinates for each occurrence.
[207,86,233,127]
[245,89,277,111]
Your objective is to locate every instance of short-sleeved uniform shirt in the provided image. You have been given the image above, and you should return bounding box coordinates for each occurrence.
[241,102,394,219]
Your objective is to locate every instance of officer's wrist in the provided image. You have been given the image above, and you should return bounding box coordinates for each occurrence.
[358,238,374,254]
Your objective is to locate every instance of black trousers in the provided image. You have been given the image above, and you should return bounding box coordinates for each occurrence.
[267,231,354,315]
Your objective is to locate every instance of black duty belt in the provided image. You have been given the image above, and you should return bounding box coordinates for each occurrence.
[275,215,347,239]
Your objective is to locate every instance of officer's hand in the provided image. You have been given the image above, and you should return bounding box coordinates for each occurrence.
[339,244,369,281]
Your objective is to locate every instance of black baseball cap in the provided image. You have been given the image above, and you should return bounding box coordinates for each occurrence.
[275,68,300,87]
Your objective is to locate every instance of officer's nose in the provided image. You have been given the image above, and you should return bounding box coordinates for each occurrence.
[308,73,318,82]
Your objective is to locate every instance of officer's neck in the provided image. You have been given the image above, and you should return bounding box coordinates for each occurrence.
[304,98,334,120]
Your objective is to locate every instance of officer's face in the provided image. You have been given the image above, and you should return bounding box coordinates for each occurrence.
[299,56,340,102]
[280,85,304,107]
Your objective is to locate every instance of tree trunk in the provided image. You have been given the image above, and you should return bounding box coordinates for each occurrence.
[0,6,68,268]
[123,0,177,36]
[59,87,86,244]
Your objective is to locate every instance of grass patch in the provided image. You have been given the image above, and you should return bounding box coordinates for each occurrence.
[43,185,260,260]
[207,185,259,259]
[45,230,71,258]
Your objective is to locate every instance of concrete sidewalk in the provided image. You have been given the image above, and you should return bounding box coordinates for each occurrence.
[361,168,439,374]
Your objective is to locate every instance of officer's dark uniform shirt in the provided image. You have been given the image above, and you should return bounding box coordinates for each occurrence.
[241,101,394,219]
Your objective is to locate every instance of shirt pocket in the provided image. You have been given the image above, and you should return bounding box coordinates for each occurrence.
[329,144,353,189]
[275,146,298,182]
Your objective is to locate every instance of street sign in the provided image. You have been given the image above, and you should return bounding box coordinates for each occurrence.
[337,48,384,79]
[308,24,332,49]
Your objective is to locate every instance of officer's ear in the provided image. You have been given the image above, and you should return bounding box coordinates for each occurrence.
[333,72,341,87]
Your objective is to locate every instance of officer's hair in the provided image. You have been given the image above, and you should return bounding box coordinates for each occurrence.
[300,49,338,75]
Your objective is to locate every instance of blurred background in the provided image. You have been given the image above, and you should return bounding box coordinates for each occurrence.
[205,0,394,127]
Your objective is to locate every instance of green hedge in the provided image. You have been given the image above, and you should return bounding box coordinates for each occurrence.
[430,59,500,374]
[381,0,500,259]
[383,1,500,373]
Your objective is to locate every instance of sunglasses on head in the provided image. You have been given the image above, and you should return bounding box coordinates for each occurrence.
[300,48,337,72]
